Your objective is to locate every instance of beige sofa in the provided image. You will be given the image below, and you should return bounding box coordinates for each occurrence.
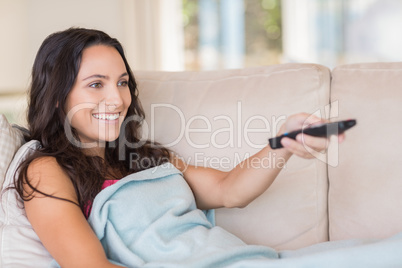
[1,62,402,266]
[135,62,402,250]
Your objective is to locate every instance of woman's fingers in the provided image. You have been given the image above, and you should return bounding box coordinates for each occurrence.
[281,134,329,159]
[279,113,347,159]
[296,134,329,152]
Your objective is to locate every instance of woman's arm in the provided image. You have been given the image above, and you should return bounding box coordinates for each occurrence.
[173,113,344,210]
[24,157,124,268]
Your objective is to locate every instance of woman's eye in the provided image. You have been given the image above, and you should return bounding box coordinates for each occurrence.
[118,80,128,87]
[89,82,102,88]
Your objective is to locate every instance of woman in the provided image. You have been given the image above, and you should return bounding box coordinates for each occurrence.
[14,28,337,267]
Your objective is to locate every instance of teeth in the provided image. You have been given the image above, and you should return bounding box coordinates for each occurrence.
[93,113,119,120]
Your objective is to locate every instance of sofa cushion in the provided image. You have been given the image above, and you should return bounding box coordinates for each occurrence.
[329,62,402,241]
[135,63,331,250]
[0,114,24,189]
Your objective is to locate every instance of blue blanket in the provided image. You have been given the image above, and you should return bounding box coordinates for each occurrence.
[88,163,402,267]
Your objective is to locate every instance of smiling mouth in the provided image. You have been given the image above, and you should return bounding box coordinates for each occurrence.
[92,113,120,120]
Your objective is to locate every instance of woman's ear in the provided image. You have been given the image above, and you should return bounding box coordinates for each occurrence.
[56,101,59,108]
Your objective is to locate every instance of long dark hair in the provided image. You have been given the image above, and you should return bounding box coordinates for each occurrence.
[14,28,170,214]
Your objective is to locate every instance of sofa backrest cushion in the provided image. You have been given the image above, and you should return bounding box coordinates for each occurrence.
[135,63,331,250]
[329,62,402,241]
[0,140,54,267]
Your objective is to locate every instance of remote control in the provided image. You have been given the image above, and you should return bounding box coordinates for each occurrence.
[269,119,357,149]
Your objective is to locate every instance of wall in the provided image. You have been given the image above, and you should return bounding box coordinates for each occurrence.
[0,0,184,124]
[0,0,184,94]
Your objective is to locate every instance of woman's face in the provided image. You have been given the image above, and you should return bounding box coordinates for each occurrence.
[65,45,132,150]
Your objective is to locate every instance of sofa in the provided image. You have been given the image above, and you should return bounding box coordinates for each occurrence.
[1,62,402,266]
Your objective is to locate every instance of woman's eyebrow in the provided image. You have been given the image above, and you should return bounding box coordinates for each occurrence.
[83,74,108,81]
[120,72,129,78]
[83,72,128,81]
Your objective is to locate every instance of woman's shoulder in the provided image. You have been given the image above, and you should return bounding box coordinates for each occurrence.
[28,155,58,167]
[27,156,65,180]
[26,156,78,202]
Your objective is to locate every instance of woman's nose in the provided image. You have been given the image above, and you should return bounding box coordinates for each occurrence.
[105,85,124,109]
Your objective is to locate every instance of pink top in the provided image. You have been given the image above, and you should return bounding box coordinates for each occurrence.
[102,179,119,189]
[85,179,119,218]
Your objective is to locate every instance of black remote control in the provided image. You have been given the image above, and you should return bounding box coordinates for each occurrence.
[269,119,357,149]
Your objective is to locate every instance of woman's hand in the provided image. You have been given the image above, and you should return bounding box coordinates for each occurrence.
[277,113,345,159]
